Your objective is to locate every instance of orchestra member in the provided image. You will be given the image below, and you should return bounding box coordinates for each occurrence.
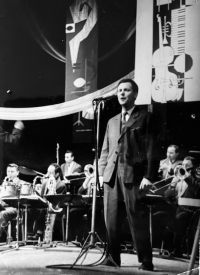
[61,150,82,177]
[158,145,182,180]
[28,163,66,241]
[0,163,28,238]
[0,120,25,183]
[98,78,156,271]
[61,150,82,193]
[165,156,200,257]
[153,156,200,257]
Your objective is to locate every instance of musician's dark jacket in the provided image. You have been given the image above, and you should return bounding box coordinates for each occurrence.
[153,174,200,254]
[164,175,200,209]
[99,106,157,185]
[61,161,82,177]
[40,178,66,197]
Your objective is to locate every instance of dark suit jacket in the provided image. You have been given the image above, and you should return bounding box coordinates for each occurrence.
[99,106,156,185]
[40,178,66,197]
[61,161,82,176]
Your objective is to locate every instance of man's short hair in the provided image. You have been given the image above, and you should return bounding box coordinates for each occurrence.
[7,163,19,170]
[117,78,138,95]
[168,145,179,154]
[65,150,74,157]
[184,156,198,169]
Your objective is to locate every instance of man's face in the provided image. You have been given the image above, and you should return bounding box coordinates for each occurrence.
[47,165,56,178]
[47,165,59,180]
[65,153,74,164]
[7,167,19,180]
[117,82,136,110]
[182,159,193,171]
[167,147,178,162]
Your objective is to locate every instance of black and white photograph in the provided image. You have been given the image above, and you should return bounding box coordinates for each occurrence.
[0,0,199,274]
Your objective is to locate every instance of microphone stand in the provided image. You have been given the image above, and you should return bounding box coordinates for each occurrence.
[15,184,23,249]
[69,99,105,267]
[46,99,107,270]
[56,143,59,165]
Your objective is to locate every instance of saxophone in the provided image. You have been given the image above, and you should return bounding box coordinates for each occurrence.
[43,176,61,245]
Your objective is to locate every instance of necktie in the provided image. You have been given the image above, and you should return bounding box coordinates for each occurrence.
[121,112,128,132]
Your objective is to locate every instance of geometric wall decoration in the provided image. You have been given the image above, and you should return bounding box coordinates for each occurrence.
[135,0,200,104]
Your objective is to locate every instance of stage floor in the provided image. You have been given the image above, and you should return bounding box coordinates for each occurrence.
[0,242,199,275]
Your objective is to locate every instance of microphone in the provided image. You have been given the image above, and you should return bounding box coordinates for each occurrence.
[93,94,117,101]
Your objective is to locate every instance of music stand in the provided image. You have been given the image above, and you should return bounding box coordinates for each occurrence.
[1,186,26,254]
[1,195,49,253]
[46,99,111,270]
[44,194,83,248]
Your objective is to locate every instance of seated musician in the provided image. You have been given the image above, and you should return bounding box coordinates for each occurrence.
[61,150,82,193]
[158,145,182,181]
[61,150,82,177]
[0,163,29,238]
[153,156,200,257]
[28,163,67,241]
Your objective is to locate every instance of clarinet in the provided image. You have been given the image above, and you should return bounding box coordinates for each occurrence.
[43,176,59,246]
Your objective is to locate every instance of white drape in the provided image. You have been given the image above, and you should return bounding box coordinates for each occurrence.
[0,70,134,121]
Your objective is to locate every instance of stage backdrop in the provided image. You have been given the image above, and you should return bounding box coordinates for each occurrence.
[135,0,200,105]
[65,0,98,143]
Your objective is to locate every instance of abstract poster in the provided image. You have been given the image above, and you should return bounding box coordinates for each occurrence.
[65,0,98,101]
[135,0,200,104]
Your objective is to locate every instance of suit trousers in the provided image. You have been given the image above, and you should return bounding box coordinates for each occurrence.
[104,169,152,265]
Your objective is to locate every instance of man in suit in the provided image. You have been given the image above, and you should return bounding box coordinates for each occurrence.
[61,150,82,177]
[164,156,200,257]
[153,156,200,257]
[0,163,29,238]
[158,145,182,180]
[98,78,156,271]
[28,163,67,241]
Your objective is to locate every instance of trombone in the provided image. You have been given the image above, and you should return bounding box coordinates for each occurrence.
[149,165,190,194]
[64,164,95,182]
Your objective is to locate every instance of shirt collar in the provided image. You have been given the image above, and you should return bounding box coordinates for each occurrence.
[68,161,74,167]
[13,177,20,184]
[122,106,135,117]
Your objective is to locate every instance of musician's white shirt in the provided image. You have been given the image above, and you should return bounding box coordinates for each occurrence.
[2,177,22,186]
[66,161,74,176]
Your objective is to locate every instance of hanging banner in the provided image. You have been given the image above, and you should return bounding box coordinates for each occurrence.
[65,0,98,101]
[65,0,98,143]
[134,0,154,105]
[135,0,200,104]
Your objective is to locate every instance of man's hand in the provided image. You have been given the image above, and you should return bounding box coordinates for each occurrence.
[82,177,91,189]
[14,121,25,130]
[139,178,153,189]
[63,177,71,184]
